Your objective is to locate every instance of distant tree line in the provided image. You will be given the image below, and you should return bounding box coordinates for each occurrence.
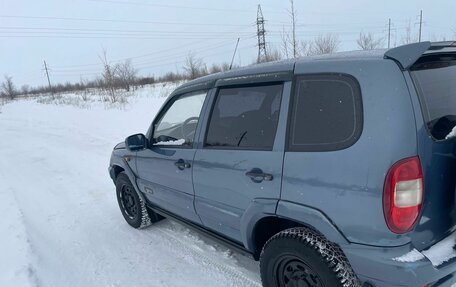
[0,50,237,101]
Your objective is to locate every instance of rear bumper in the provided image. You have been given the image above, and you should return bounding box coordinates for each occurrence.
[343,231,456,286]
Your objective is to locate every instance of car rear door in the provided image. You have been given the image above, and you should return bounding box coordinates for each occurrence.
[136,90,208,224]
[407,50,456,249]
[193,80,291,243]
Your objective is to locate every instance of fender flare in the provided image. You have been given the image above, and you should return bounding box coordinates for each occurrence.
[111,155,147,202]
[240,199,349,252]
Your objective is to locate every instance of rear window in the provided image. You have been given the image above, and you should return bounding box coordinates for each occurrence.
[411,54,456,140]
[288,74,363,152]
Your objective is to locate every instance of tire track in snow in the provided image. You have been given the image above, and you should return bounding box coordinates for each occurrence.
[0,187,41,287]
[152,225,262,287]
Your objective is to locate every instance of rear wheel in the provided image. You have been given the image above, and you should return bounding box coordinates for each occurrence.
[115,172,162,228]
[260,228,361,287]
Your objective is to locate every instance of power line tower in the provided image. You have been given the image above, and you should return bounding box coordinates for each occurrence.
[256,4,267,63]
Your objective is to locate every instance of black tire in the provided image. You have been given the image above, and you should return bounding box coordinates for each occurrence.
[260,228,361,287]
[115,172,162,229]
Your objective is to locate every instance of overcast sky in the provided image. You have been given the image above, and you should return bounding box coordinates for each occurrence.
[1,0,455,87]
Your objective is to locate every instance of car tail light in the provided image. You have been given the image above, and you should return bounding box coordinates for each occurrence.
[383,156,424,234]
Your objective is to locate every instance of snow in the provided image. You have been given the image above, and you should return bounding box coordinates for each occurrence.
[446,126,456,140]
[393,249,425,263]
[393,232,456,267]
[0,84,261,287]
[154,139,186,146]
[422,232,456,267]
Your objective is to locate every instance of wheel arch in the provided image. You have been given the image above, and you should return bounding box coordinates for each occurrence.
[242,200,349,260]
[112,165,125,181]
[110,155,147,203]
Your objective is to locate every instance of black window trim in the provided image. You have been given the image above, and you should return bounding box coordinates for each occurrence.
[286,73,363,152]
[149,89,208,149]
[203,82,285,152]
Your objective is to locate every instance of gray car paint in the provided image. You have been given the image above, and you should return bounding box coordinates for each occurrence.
[109,42,456,286]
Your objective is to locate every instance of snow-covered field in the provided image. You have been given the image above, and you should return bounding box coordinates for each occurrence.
[0,84,261,287]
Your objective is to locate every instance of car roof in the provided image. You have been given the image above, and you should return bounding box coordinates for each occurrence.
[172,50,384,95]
[172,41,455,95]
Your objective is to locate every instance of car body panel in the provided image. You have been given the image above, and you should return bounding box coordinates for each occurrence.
[193,149,284,242]
[275,200,349,245]
[136,147,201,223]
[343,230,456,287]
[283,59,418,246]
[192,81,292,243]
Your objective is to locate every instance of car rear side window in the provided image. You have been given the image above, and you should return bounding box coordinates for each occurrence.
[288,74,363,152]
[205,84,283,150]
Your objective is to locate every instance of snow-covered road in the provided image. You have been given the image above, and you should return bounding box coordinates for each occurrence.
[0,88,261,287]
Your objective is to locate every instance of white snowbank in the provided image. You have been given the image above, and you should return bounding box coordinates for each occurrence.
[393,232,456,267]
[446,126,456,140]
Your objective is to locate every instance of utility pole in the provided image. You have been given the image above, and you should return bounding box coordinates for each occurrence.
[418,10,423,42]
[230,38,240,70]
[388,18,391,48]
[290,0,297,58]
[43,60,52,93]
[256,5,267,63]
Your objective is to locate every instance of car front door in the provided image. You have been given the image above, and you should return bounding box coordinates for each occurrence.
[136,90,208,223]
[193,82,289,243]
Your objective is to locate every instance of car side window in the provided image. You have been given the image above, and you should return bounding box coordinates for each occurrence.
[205,84,283,150]
[288,74,363,152]
[153,91,207,147]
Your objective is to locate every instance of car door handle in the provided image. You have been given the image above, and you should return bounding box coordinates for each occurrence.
[245,168,273,183]
[175,159,191,170]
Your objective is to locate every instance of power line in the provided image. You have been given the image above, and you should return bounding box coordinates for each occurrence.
[49,37,256,74]
[0,15,390,30]
[88,0,256,13]
[269,21,387,27]
[52,39,227,69]
[0,26,255,35]
[130,45,254,71]
[132,41,255,68]
[0,15,252,27]
[0,25,396,36]
[51,44,254,77]
[0,34,249,40]
[47,26,256,69]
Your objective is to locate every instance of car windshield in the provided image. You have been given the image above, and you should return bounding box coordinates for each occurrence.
[410,54,456,140]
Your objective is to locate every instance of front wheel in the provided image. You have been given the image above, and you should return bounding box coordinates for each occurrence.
[115,172,162,229]
[260,228,361,287]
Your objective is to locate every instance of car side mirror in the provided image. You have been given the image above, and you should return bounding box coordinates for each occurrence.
[125,134,148,151]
